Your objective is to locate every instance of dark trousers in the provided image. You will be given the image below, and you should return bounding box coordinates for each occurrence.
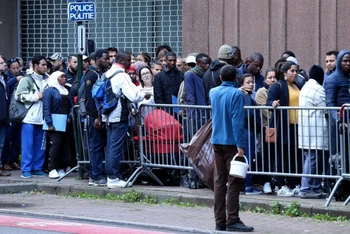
[105,121,128,179]
[213,144,244,227]
[2,122,21,164]
[87,116,106,181]
[273,124,302,188]
[47,131,71,170]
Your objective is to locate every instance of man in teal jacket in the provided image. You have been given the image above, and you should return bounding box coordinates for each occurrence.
[210,64,254,232]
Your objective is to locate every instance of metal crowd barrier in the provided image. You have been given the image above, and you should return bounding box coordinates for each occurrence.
[126,103,350,207]
[63,104,350,208]
[58,105,140,182]
[125,103,212,186]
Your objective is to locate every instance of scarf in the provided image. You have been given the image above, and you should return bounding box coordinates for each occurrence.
[264,82,270,90]
[190,66,205,77]
[47,71,68,95]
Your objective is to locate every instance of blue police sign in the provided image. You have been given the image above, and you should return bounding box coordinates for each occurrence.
[68,2,96,21]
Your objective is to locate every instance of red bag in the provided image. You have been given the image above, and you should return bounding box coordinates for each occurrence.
[180,119,214,190]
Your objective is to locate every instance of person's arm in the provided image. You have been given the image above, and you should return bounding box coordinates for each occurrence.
[15,76,40,103]
[153,73,165,104]
[43,88,54,128]
[324,78,338,122]
[84,70,99,118]
[6,76,19,92]
[266,82,281,107]
[232,91,245,149]
[256,88,270,121]
[118,73,146,103]
[184,72,196,105]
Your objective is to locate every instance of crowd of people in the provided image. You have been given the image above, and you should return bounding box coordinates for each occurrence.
[0,46,347,190]
[1,43,349,232]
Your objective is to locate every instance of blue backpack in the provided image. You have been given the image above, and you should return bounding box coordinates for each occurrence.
[93,70,123,115]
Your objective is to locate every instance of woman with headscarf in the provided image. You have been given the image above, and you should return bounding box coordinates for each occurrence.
[43,71,72,179]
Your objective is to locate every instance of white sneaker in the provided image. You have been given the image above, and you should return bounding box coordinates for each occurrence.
[107,178,132,188]
[292,185,301,196]
[58,170,65,178]
[49,169,59,179]
[277,186,294,197]
[263,182,272,194]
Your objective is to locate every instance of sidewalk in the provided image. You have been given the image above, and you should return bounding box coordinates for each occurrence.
[0,170,350,233]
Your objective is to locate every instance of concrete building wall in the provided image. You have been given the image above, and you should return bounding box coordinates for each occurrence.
[0,0,18,58]
[182,0,343,71]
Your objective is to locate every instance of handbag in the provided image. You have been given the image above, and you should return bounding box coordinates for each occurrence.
[265,127,277,143]
[264,82,282,143]
[9,75,39,123]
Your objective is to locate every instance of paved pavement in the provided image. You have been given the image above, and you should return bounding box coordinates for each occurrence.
[1,170,350,233]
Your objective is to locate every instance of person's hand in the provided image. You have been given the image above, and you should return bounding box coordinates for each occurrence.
[16,76,24,81]
[144,94,151,100]
[93,118,102,129]
[238,87,248,95]
[131,108,136,115]
[38,92,43,100]
[67,119,71,125]
[272,99,280,107]
[237,147,245,156]
[48,126,55,131]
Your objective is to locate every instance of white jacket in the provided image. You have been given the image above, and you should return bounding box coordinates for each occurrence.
[298,79,329,150]
[16,73,47,125]
[104,64,145,123]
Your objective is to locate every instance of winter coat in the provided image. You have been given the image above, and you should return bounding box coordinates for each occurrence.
[203,59,226,104]
[298,79,328,150]
[324,50,350,122]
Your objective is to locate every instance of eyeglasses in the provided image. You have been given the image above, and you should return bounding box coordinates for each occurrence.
[8,58,19,64]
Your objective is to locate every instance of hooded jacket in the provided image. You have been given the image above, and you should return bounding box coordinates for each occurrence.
[324,50,350,122]
[203,59,227,104]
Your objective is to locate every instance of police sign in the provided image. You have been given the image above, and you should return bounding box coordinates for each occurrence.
[68,2,95,21]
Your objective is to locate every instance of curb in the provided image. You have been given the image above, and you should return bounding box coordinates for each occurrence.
[1,182,350,219]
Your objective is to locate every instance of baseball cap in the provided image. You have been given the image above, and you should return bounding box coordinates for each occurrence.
[286,56,299,66]
[186,55,196,64]
[49,52,64,61]
[218,44,234,60]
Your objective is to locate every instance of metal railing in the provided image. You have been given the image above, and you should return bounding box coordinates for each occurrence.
[67,103,350,207]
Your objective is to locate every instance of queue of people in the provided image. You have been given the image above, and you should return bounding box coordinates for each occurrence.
[0,44,348,225]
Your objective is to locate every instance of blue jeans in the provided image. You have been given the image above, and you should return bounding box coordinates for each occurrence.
[301,150,324,192]
[105,121,128,179]
[21,123,45,172]
[243,130,255,190]
[87,116,106,181]
[0,123,8,165]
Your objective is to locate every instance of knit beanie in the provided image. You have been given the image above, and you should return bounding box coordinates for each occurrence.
[309,64,324,85]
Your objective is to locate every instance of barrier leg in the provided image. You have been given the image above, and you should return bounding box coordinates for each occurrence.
[324,177,344,207]
[123,165,164,187]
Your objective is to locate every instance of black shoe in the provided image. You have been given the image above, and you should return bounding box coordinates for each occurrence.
[189,180,198,189]
[226,220,254,232]
[215,225,226,231]
[180,175,189,188]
